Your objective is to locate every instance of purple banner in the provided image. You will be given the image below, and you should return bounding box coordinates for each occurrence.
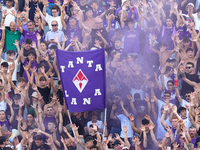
[56,49,106,112]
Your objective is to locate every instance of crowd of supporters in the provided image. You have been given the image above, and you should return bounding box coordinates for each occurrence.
[0,0,200,149]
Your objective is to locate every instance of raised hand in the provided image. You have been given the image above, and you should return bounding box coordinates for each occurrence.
[128,115,135,122]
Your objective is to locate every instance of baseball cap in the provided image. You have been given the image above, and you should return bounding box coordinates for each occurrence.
[13,94,21,100]
[187,3,194,8]
[31,92,38,99]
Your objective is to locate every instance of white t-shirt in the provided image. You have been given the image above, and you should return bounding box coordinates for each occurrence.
[0,100,7,111]
[117,114,134,138]
[157,117,171,140]
[159,75,172,90]
[87,120,104,133]
[2,6,17,27]
[1,59,19,81]
[180,99,190,118]
[192,13,200,30]
[45,14,63,31]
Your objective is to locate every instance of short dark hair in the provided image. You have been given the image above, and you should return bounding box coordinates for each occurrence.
[27,20,35,25]
[178,106,186,114]
[197,8,200,13]
[49,45,58,50]
[186,62,194,67]
[165,66,173,73]
[28,50,36,58]
[39,76,47,81]
[38,63,46,69]
[167,80,174,85]
[182,37,190,43]
[1,62,8,68]
[25,39,32,44]
[186,48,194,53]
[51,5,59,11]
[7,50,16,55]
[141,118,150,125]
[164,90,171,96]
[18,77,26,83]
[40,41,48,47]
[0,136,7,145]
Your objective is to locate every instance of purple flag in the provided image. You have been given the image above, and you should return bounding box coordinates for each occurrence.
[56,49,106,112]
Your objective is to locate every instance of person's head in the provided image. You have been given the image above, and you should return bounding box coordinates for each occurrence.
[90,0,98,10]
[34,15,40,23]
[134,93,141,101]
[114,140,121,150]
[186,48,194,58]
[85,7,94,18]
[9,21,16,32]
[121,0,130,7]
[183,37,191,48]
[18,77,26,87]
[40,41,48,51]
[1,62,8,73]
[185,91,192,102]
[5,0,13,8]
[166,17,173,27]
[34,135,43,147]
[84,136,94,148]
[27,113,34,123]
[47,120,56,131]
[31,91,38,102]
[185,62,194,74]
[141,119,150,132]
[114,38,122,49]
[91,111,98,123]
[27,50,36,61]
[178,107,187,118]
[6,50,16,60]
[197,8,200,18]
[32,0,38,4]
[69,17,77,29]
[25,39,33,50]
[51,5,59,17]
[21,11,27,20]
[1,127,11,138]
[38,63,46,73]
[0,136,8,146]
[167,80,174,91]
[63,135,72,146]
[127,19,135,30]
[171,116,179,128]
[196,137,200,147]
[13,93,21,105]
[189,126,197,138]
[46,106,53,116]
[186,3,194,12]
[165,66,173,76]
[126,54,137,63]
[95,17,103,29]
[163,91,171,103]
[27,21,35,32]
[111,51,121,61]
[166,58,176,68]
[90,145,99,150]
[0,111,6,121]
[70,7,80,17]
[49,45,57,55]
[39,76,47,87]
[51,20,58,32]
[80,0,86,5]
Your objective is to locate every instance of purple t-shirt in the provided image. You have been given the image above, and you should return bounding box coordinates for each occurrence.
[43,116,56,130]
[23,59,37,82]
[0,120,10,130]
[124,27,141,53]
[22,29,43,47]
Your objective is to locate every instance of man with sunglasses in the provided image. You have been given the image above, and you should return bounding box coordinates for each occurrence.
[181,62,200,97]
[45,20,64,48]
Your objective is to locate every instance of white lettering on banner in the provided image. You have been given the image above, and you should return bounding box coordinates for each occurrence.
[94,89,101,96]
[65,90,69,97]
[87,60,93,67]
[60,66,65,72]
[68,61,74,68]
[71,98,77,105]
[83,98,91,105]
[95,64,102,71]
[76,57,84,64]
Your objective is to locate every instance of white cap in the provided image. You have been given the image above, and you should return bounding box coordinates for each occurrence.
[121,0,127,6]
[187,3,194,8]
[31,92,38,98]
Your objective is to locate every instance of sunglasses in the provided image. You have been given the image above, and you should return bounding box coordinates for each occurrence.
[51,24,58,27]
[186,66,192,69]
[185,95,190,97]
[164,95,170,97]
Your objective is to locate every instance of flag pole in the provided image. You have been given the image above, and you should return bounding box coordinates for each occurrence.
[67,109,76,138]
[102,108,107,139]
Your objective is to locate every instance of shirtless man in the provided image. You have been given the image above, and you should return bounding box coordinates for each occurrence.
[150,35,177,67]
